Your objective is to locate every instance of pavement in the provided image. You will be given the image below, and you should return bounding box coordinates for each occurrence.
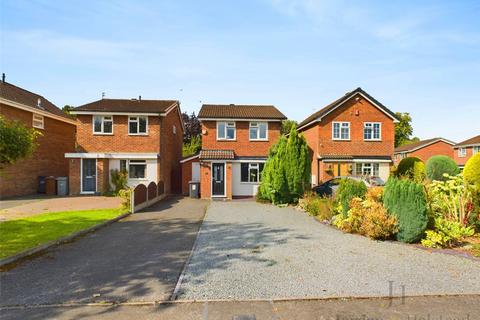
[178,200,480,300]
[1,295,479,320]
[0,195,123,220]
[0,197,208,306]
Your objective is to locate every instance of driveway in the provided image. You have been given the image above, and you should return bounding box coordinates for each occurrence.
[177,201,480,300]
[0,196,123,221]
[0,197,208,306]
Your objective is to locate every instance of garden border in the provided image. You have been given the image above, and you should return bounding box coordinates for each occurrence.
[0,212,132,269]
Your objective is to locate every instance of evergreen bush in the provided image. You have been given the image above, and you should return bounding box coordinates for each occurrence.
[257,125,311,204]
[426,155,459,181]
[395,157,424,181]
[463,153,480,188]
[335,178,367,217]
[383,177,428,243]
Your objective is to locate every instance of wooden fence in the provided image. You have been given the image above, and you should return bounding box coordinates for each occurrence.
[131,180,166,213]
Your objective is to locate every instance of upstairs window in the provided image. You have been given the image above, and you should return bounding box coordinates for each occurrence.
[241,163,265,183]
[364,122,381,140]
[217,121,235,140]
[128,116,148,135]
[458,148,467,157]
[473,146,480,155]
[249,122,268,140]
[332,122,350,140]
[32,114,44,129]
[93,115,113,134]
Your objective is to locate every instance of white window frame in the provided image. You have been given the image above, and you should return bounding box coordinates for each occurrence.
[473,146,480,155]
[127,160,147,180]
[216,121,236,140]
[332,121,350,140]
[249,122,268,141]
[128,116,148,135]
[458,148,467,157]
[363,122,382,141]
[173,125,176,134]
[240,162,264,183]
[32,114,44,129]
[355,162,380,177]
[93,115,113,135]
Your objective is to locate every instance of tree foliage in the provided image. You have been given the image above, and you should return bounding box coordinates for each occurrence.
[62,105,76,118]
[463,153,480,189]
[395,157,425,182]
[335,178,368,217]
[425,155,459,181]
[281,119,297,135]
[182,112,201,143]
[394,112,419,147]
[182,135,201,157]
[383,177,428,243]
[258,125,311,204]
[0,116,41,169]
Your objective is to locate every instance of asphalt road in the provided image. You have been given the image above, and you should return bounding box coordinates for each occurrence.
[0,197,208,306]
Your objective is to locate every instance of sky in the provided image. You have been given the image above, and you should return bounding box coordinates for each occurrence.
[1,0,479,142]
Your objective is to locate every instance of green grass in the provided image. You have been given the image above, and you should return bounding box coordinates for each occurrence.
[0,208,127,260]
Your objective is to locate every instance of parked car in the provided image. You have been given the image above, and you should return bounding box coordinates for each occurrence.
[312,176,383,197]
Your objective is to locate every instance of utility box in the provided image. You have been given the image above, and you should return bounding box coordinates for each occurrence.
[189,181,200,198]
[56,177,68,196]
[45,176,56,195]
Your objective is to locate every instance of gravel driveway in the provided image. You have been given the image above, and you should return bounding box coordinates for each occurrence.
[177,201,480,300]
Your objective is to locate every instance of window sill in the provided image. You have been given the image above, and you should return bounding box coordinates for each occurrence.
[93,133,114,135]
[249,139,269,142]
[33,126,44,130]
[364,139,382,142]
[216,139,236,141]
[128,133,149,136]
[332,139,351,141]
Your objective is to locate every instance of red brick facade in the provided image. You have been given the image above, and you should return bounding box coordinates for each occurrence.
[454,146,478,166]
[394,140,454,165]
[0,103,76,198]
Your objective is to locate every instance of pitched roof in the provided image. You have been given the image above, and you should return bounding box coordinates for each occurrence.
[0,81,73,120]
[297,87,398,130]
[454,135,480,148]
[394,137,456,153]
[199,149,235,160]
[73,98,178,114]
[198,104,286,120]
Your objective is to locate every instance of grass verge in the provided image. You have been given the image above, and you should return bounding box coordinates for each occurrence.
[0,208,127,259]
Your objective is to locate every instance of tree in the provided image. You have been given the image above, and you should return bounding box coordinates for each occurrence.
[62,105,75,116]
[258,124,311,204]
[182,135,201,157]
[0,116,41,169]
[182,112,201,143]
[394,112,416,147]
[281,119,297,135]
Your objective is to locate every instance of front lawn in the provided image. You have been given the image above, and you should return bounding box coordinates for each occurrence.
[0,208,127,260]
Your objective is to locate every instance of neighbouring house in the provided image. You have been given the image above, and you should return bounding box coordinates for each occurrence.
[297,88,398,184]
[453,135,480,168]
[195,104,286,199]
[65,97,183,195]
[0,76,77,198]
[393,137,456,165]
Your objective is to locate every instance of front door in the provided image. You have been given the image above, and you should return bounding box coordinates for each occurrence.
[212,163,225,196]
[82,159,96,193]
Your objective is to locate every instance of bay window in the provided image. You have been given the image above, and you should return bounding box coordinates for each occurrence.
[241,163,265,183]
[249,122,268,140]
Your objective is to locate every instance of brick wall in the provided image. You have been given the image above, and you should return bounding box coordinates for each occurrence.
[0,103,76,198]
[159,108,183,194]
[181,159,193,195]
[97,158,110,193]
[395,141,454,165]
[75,114,161,153]
[201,121,281,157]
[454,146,476,166]
[68,158,81,195]
[200,161,211,199]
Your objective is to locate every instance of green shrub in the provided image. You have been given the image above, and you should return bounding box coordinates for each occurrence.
[300,192,333,221]
[464,153,480,189]
[421,218,474,248]
[110,169,128,194]
[383,177,428,243]
[395,157,424,180]
[258,125,311,204]
[334,197,397,240]
[426,155,459,181]
[118,188,132,211]
[335,178,367,217]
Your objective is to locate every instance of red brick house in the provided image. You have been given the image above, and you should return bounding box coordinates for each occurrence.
[195,104,286,199]
[0,78,77,198]
[393,137,456,165]
[453,135,480,168]
[298,88,398,184]
[65,98,183,195]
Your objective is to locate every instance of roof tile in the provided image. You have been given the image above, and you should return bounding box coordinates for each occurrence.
[198,104,286,120]
[199,150,235,160]
[73,98,178,114]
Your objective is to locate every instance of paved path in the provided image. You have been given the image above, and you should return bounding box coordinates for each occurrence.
[1,295,479,320]
[0,196,122,221]
[178,201,480,300]
[0,197,208,306]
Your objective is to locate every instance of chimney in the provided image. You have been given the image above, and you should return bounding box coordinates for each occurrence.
[102,92,105,99]
[139,95,141,101]
[1,73,5,83]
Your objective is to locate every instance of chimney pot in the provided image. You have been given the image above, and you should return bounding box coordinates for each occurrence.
[1,73,5,83]
[139,95,141,101]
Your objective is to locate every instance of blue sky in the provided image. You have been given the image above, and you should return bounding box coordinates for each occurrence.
[1,0,479,141]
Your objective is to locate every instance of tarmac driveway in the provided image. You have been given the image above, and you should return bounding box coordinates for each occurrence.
[0,197,208,306]
[178,200,480,300]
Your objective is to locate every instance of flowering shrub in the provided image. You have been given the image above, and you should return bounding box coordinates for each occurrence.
[421,218,474,248]
[300,192,334,221]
